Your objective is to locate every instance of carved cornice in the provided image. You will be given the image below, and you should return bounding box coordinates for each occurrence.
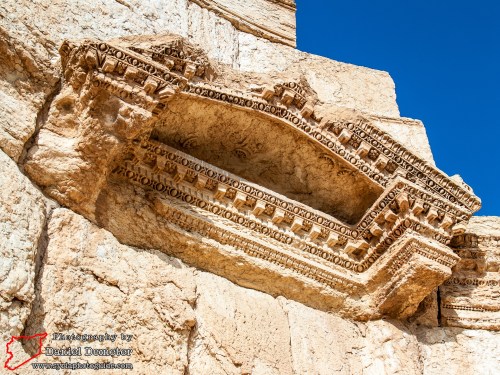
[113,140,458,273]
[441,223,500,330]
[111,159,458,291]
[51,37,483,319]
[60,40,480,216]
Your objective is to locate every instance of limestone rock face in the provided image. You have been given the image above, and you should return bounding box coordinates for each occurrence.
[0,0,402,163]
[370,116,435,165]
[189,273,294,375]
[417,327,500,375]
[465,216,500,237]
[23,208,197,374]
[0,150,46,342]
[188,0,297,46]
[1,0,499,374]
[283,299,423,375]
[9,207,499,374]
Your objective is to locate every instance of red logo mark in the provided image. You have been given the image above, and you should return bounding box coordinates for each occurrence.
[4,332,47,371]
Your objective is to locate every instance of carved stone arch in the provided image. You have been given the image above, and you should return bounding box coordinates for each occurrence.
[26,35,481,320]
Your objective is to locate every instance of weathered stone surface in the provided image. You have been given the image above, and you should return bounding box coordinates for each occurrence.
[408,289,440,327]
[283,299,423,375]
[1,0,241,161]
[370,116,435,165]
[441,216,500,330]
[465,216,500,237]
[0,0,400,162]
[0,150,46,342]
[417,327,500,375]
[189,272,294,374]
[22,208,197,374]
[281,298,500,375]
[189,0,296,46]
[0,23,59,162]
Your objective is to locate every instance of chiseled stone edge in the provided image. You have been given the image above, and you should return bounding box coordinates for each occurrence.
[188,0,296,47]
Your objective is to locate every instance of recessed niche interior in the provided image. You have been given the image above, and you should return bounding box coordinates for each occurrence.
[151,96,382,225]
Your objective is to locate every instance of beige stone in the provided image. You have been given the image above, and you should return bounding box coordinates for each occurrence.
[417,327,500,375]
[0,0,401,162]
[21,208,197,374]
[441,216,500,330]
[0,26,59,162]
[0,150,46,342]
[370,116,435,164]
[189,272,293,374]
[283,299,423,375]
[189,0,296,46]
[1,0,244,161]
[22,35,479,320]
[282,298,365,374]
[466,216,500,237]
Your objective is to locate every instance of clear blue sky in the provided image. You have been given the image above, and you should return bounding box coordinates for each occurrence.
[296,1,500,216]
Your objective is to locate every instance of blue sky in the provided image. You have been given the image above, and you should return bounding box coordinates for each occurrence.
[296,1,500,216]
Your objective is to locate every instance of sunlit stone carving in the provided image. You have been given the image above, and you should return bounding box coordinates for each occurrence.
[442,217,500,330]
[24,35,481,320]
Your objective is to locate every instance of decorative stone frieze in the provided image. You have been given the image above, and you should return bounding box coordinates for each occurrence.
[441,217,500,330]
[25,35,481,319]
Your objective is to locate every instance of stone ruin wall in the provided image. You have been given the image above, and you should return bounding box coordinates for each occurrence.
[1,1,499,374]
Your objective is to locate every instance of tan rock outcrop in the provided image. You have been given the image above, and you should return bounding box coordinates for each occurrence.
[417,327,500,375]
[21,208,197,374]
[189,0,297,46]
[6,207,497,375]
[282,299,423,374]
[370,116,435,165]
[0,150,47,343]
[1,0,499,373]
[189,273,294,374]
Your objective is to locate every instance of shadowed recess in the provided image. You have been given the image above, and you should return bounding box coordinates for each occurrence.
[151,96,383,225]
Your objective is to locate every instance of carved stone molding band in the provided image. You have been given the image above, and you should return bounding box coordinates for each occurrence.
[441,219,500,330]
[25,36,482,320]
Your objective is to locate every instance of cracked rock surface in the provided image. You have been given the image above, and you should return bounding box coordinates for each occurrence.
[0,150,47,343]
[5,207,499,374]
[1,1,499,374]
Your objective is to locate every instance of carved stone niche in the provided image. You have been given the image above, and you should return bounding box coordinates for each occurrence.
[25,35,481,320]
